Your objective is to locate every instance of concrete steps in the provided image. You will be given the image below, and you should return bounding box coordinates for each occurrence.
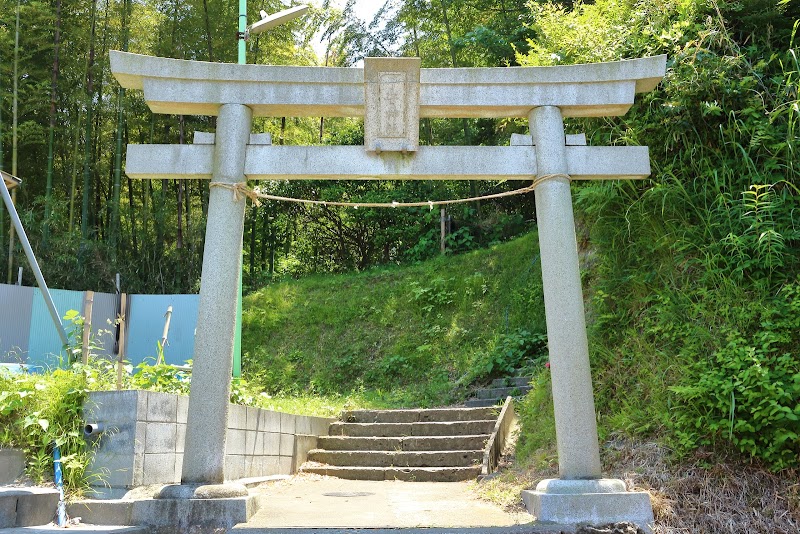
[464,377,532,408]
[0,487,60,528]
[300,407,497,482]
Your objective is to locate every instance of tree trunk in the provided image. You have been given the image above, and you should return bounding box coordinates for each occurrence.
[43,0,62,246]
[176,115,184,250]
[81,0,98,241]
[111,0,131,255]
[7,0,21,284]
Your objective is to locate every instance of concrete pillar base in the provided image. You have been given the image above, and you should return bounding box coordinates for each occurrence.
[156,483,249,500]
[522,479,654,533]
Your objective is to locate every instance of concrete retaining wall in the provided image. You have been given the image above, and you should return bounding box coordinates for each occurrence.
[84,391,333,498]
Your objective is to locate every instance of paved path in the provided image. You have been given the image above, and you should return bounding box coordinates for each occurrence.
[237,475,535,530]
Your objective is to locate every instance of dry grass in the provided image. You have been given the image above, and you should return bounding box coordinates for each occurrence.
[603,438,799,534]
[478,437,799,533]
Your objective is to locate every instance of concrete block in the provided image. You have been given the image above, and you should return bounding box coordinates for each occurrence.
[130,495,258,530]
[225,455,245,481]
[278,455,293,474]
[68,499,135,526]
[294,435,318,468]
[227,428,247,456]
[90,451,134,488]
[0,487,59,527]
[145,423,178,454]
[175,454,184,480]
[229,404,247,430]
[522,479,654,533]
[245,430,258,456]
[134,422,147,454]
[279,433,294,457]
[264,432,281,455]
[295,416,312,435]
[176,424,186,453]
[260,410,281,433]
[254,432,266,457]
[263,456,281,476]
[279,412,296,435]
[94,422,137,456]
[177,395,189,424]
[143,453,177,485]
[244,456,258,479]
[310,416,333,436]
[85,486,129,500]
[0,493,16,528]
[133,453,144,486]
[246,407,259,431]
[85,390,140,422]
[0,448,25,483]
[146,391,178,422]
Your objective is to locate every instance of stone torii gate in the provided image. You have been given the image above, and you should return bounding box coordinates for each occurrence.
[111,51,665,528]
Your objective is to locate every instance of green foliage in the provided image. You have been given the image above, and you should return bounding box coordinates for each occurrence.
[515,0,800,468]
[0,360,117,494]
[669,281,800,470]
[242,232,547,405]
[515,369,556,463]
[473,328,548,380]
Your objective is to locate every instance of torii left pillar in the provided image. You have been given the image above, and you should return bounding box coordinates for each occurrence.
[160,103,253,497]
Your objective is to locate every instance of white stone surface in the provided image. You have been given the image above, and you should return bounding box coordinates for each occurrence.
[182,103,253,485]
[364,57,420,152]
[530,106,602,480]
[110,51,666,118]
[125,144,650,181]
[522,485,654,533]
[510,132,587,146]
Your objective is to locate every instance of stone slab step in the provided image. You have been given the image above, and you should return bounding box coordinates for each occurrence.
[463,398,507,408]
[317,435,489,452]
[0,449,26,484]
[475,386,531,400]
[341,407,497,424]
[307,449,483,468]
[299,465,482,482]
[328,420,496,437]
[0,487,60,528]
[490,377,531,388]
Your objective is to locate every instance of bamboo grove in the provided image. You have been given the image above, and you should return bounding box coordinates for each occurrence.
[0,0,539,294]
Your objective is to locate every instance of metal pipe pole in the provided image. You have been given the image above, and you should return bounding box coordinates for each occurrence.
[1,176,69,347]
[238,0,247,65]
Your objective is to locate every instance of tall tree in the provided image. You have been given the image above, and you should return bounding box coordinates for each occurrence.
[7,0,20,284]
[43,0,63,246]
[80,0,99,241]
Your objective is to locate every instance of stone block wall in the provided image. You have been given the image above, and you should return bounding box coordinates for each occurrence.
[84,390,333,498]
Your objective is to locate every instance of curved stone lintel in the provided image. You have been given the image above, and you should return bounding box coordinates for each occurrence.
[110,51,666,119]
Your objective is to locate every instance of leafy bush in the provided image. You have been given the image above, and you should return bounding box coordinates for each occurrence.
[474,328,548,380]
[669,281,800,470]
[515,0,800,469]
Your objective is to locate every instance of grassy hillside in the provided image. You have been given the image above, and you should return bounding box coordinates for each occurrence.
[242,232,548,407]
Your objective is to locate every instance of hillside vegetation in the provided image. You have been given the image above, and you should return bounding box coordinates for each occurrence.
[242,232,549,406]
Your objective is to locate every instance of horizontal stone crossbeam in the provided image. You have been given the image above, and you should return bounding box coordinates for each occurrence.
[110,51,666,119]
[124,144,650,181]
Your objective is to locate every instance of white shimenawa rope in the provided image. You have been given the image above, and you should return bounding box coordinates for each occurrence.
[210,173,571,209]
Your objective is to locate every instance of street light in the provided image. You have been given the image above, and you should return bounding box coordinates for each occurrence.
[233,3,310,377]
[249,5,310,37]
[238,4,310,65]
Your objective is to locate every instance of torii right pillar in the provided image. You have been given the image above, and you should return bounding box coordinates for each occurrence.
[522,107,655,531]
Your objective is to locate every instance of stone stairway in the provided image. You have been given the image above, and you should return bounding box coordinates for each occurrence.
[464,376,532,407]
[300,407,499,481]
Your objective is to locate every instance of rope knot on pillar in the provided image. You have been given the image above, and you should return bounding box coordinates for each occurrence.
[209,181,262,206]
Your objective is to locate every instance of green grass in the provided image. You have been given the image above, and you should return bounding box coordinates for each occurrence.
[242,231,547,407]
